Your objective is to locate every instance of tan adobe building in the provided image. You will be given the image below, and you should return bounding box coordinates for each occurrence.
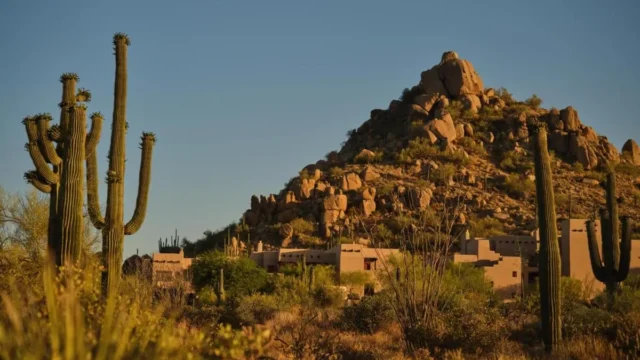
[455,218,640,300]
[250,243,400,293]
[152,248,195,293]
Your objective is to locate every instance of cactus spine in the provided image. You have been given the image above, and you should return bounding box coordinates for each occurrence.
[586,172,633,297]
[23,73,103,267]
[85,33,156,296]
[532,124,562,352]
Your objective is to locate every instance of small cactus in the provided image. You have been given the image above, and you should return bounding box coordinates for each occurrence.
[586,171,633,297]
[217,268,226,304]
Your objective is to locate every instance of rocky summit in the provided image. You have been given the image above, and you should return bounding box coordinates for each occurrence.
[238,52,640,249]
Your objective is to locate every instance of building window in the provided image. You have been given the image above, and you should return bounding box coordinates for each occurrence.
[512,271,518,278]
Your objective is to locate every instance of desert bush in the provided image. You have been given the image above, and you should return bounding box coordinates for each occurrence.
[584,170,606,183]
[456,136,487,156]
[386,214,417,232]
[501,175,535,200]
[191,251,268,298]
[571,162,585,173]
[289,218,314,236]
[525,94,543,109]
[328,167,345,179]
[469,217,506,237]
[445,100,465,120]
[432,164,456,186]
[354,149,384,164]
[610,311,640,357]
[0,262,272,360]
[400,86,422,104]
[495,87,515,104]
[341,292,394,334]
[615,162,640,177]
[397,138,469,166]
[499,150,534,173]
[236,293,281,325]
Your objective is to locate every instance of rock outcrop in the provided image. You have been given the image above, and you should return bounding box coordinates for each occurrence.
[623,139,640,165]
[226,50,639,253]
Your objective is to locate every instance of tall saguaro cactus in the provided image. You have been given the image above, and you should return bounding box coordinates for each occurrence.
[23,74,103,266]
[586,172,633,296]
[85,33,156,296]
[531,124,562,352]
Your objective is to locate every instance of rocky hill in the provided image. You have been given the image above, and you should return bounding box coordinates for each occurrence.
[214,51,640,252]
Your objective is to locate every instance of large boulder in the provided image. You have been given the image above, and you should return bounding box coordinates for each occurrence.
[461,93,482,114]
[341,173,363,192]
[425,112,457,141]
[407,187,433,210]
[569,133,598,170]
[361,166,381,182]
[560,106,582,131]
[437,52,484,97]
[419,51,484,98]
[414,93,440,113]
[622,139,640,165]
[419,67,449,99]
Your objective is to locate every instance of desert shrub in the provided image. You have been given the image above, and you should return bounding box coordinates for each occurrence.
[396,138,439,163]
[236,293,281,325]
[376,182,395,197]
[0,262,272,359]
[469,217,506,237]
[373,223,396,245]
[456,136,487,156]
[501,175,535,200]
[584,170,606,183]
[499,150,534,173]
[615,162,640,177]
[341,292,394,334]
[562,305,612,339]
[495,87,514,104]
[354,149,384,164]
[387,214,417,232]
[525,94,542,109]
[289,218,314,235]
[445,100,465,120]
[191,251,268,298]
[611,311,640,357]
[312,286,344,309]
[397,138,469,166]
[298,169,310,180]
[400,86,422,104]
[432,164,456,186]
[571,162,585,173]
[328,167,345,179]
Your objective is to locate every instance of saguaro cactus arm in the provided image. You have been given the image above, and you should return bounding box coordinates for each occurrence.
[586,220,607,282]
[605,172,620,269]
[35,114,61,165]
[49,125,62,142]
[24,171,52,193]
[124,133,156,235]
[85,112,103,157]
[86,149,105,229]
[24,117,59,185]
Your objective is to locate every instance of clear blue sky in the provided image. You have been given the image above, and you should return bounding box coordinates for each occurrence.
[1,0,639,258]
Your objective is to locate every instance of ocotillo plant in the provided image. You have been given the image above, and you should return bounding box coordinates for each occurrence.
[531,123,562,352]
[586,171,633,297]
[85,33,156,296]
[23,74,103,267]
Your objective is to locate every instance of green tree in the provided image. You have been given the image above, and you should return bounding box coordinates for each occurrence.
[191,251,268,298]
